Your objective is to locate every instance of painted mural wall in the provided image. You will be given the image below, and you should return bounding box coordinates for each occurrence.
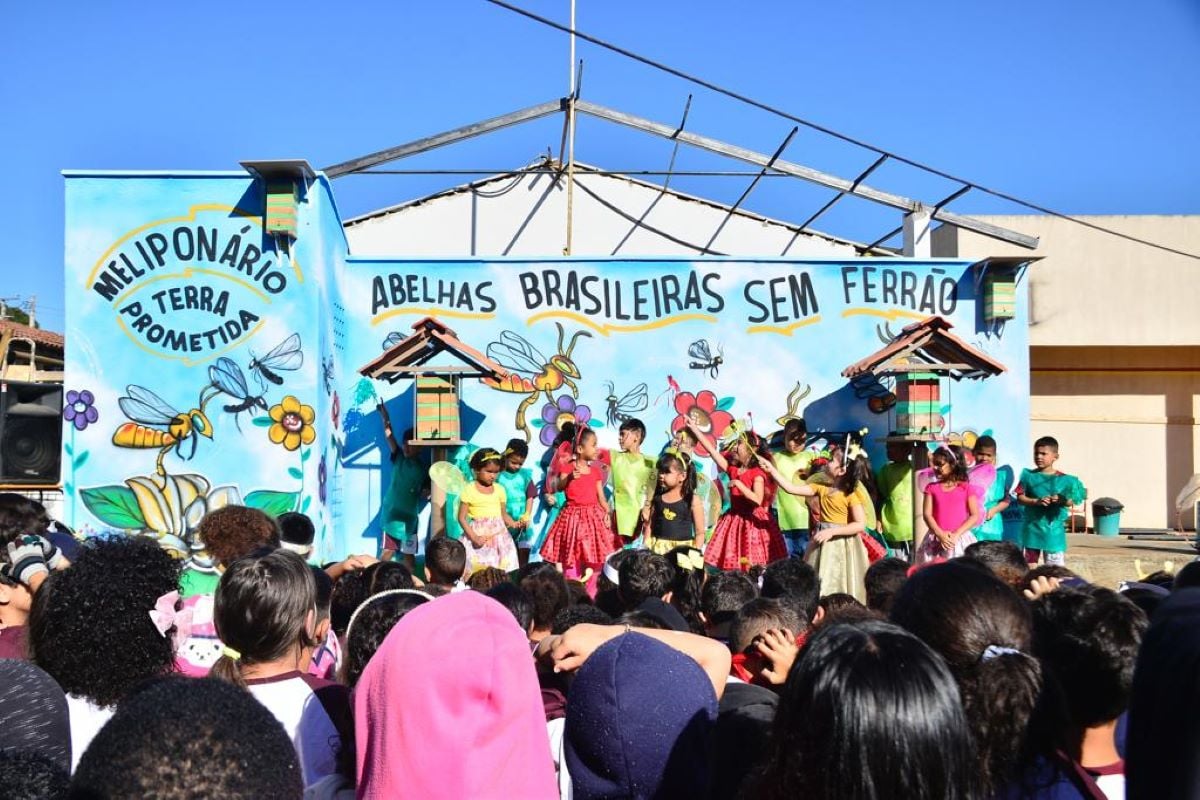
[64,170,1030,563]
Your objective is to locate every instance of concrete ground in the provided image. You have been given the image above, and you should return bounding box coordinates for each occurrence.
[1062,533,1196,587]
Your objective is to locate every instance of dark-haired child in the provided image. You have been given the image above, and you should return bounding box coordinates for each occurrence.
[760,446,868,602]
[1016,436,1084,567]
[971,436,1013,542]
[1028,586,1147,798]
[28,536,181,771]
[424,537,467,589]
[773,419,815,556]
[917,445,980,563]
[496,439,537,566]
[379,404,430,569]
[611,418,656,543]
[876,438,915,558]
[457,448,520,574]
[210,549,351,787]
[687,421,786,571]
[539,428,618,580]
[643,450,706,554]
[71,677,303,799]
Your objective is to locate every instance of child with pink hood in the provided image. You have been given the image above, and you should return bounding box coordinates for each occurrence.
[353,590,558,800]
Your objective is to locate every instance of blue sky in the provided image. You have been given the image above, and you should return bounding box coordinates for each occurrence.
[3,0,1197,332]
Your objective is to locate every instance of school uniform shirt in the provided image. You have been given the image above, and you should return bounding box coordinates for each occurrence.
[0,624,28,660]
[66,694,114,773]
[245,671,353,787]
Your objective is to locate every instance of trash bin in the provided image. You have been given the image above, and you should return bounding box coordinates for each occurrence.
[1092,497,1124,536]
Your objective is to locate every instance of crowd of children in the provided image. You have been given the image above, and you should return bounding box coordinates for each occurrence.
[6,423,1194,799]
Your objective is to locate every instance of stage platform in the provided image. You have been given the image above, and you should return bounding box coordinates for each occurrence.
[1060,533,1196,587]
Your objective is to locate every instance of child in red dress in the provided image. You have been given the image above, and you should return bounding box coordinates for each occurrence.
[538,427,619,580]
[687,421,786,571]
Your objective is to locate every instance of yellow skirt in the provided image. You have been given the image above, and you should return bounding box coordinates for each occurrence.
[805,532,869,603]
[644,535,695,556]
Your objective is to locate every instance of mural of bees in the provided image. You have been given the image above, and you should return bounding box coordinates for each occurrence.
[687,339,723,379]
[483,323,593,441]
[208,357,268,431]
[112,385,218,476]
[248,333,304,389]
[603,381,649,427]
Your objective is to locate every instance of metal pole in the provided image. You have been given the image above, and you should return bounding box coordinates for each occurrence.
[565,0,577,255]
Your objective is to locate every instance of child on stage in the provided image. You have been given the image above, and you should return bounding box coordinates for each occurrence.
[457,448,520,573]
[611,418,656,544]
[496,439,537,566]
[971,435,1013,542]
[917,445,980,563]
[772,419,815,556]
[539,427,619,580]
[642,449,706,554]
[759,445,869,602]
[1016,436,1085,566]
[876,437,914,559]
[686,421,786,571]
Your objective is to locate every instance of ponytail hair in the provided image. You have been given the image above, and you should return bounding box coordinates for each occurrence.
[890,560,1048,795]
[211,548,317,687]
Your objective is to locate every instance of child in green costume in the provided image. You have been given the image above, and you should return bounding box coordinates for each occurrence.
[379,404,429,571]
[772,419,815,556]
[1015,435,1085,566]
[876,438,914,559]
[611,418,656,544]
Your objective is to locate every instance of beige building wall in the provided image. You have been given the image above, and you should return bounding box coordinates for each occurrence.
[934,216,1200,529]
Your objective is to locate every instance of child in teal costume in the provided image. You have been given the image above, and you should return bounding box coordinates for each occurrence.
[971,435,1013,542]
[496,438,537,567]
[1015,435,1085,566]
[379,404,429,571]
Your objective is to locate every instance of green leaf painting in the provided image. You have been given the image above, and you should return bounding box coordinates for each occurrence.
[288,467,303,480]
[80,486,146,529]
[252,416,273,428]
[716,397,736,411]
[244,490,300,517]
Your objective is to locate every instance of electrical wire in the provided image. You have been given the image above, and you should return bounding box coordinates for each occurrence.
[482,0,1200,262]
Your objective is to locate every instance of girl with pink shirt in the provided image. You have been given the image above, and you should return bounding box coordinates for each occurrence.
[917,446,980,563]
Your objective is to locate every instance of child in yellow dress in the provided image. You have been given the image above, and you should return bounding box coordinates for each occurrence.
[456,448,520,573]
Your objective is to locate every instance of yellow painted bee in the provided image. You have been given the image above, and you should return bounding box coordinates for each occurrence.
[112,385,217,476]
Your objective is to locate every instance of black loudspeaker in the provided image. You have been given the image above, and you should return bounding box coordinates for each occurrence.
[0,381,63,484]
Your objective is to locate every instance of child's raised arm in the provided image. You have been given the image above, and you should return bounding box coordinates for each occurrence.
[756,455,815,497]
[378,402,399,459]
[686,422,728,472]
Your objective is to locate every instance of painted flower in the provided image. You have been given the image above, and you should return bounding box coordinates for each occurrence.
[670,390,734,458]
[63,389,99,431]
[538,394,592,447]
[331,392,341,430]
[123,472,241,569]
[268,396,316,451]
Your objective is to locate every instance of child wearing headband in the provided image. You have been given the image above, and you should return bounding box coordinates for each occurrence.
[643,450,706,554]
[457,448,521,573]
[539,427,618,581]
[917,445,980,563]
[686,420,787,571]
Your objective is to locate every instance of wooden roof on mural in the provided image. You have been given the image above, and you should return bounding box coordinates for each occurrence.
[841,316,1006,381]
[358,316,509,382]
